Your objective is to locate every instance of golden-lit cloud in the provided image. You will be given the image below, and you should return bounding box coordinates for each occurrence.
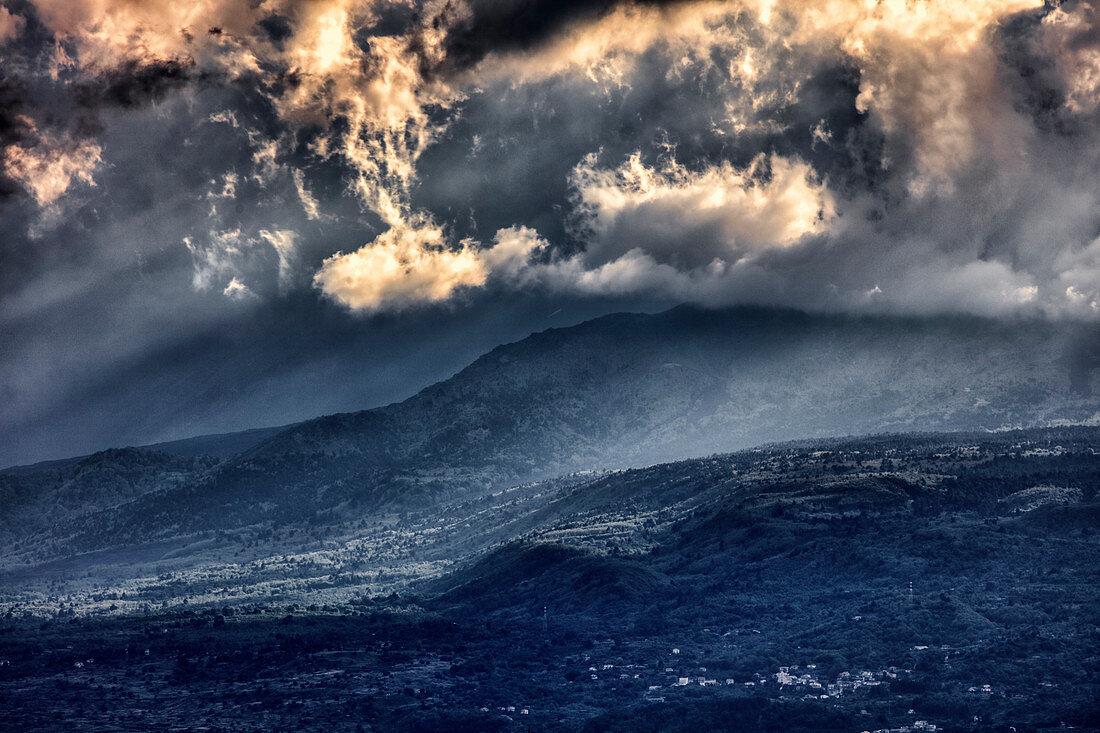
[313,217,485,312]
[10,0,1100,317]
[474,0,1044,194]
[23,0,450,211]
[470,1,742,88]
[28,0,261,69]
[479,152,834,307]
[313,217,544,312]
[786,0,1045,194]
[570,152,835,266]
[1,128,102,207]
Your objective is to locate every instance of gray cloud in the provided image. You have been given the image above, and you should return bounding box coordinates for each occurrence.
[2,0,1100,465]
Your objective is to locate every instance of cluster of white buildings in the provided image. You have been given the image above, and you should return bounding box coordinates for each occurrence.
[578,653,926,714]
[673,676,733,687]
[586,661,650,682]
[773,664,911,698]
[866,721,938,733]
[775,665,824,690]
[478,705,529,716]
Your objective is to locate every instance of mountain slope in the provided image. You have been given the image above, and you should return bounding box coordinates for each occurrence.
[5,306,1097,557]
[248,305,1094,472]
[3,427,1098,733]
[204,306,1094,507]
[0,424,290,475]
[0,448,214,545]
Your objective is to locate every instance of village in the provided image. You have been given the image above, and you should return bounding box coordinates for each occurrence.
[461,639,949,731]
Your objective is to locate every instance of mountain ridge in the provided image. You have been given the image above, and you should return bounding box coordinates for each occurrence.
[1,305,1096,562]
[0,424,293,475]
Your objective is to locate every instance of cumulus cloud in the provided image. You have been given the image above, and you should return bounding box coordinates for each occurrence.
[1057,234,1100,315]
[313,217,482,312]
[27,0,261,71]
[569,151,835,268]
[529,248,737,303]
[1,129,102,207]
[222,276,257,300]
[313,217,543,312]
[883,260,1041,317]
[810,0,1044,196]
[1042,0,1100,114]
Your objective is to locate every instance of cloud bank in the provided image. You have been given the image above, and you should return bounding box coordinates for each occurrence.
[1,0,1100,319]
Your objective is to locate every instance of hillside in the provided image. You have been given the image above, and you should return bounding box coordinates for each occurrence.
[1,427,1097,732]
[0,448,215,543]
[0,425,289,475]
[245,305,1094,481]
[1,306,1095,562]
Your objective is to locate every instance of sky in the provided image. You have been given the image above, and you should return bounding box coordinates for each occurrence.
[2,0,1100,466]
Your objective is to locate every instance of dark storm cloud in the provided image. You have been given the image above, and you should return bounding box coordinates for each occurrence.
[429,0,628,73]
[75,58,195,111]
[3,0,1100,465]
[0,78,34,200]
[412,46,870,255]
[411,0,703,79]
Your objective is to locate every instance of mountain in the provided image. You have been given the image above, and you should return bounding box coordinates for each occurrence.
[0,424,290,475]
[0,448,214,543]
[225,305,1096,493]
[1,306,1096,562]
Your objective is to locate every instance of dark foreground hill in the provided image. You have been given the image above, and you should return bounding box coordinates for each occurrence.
[0,427,1097,732]
[3,306,1096,561]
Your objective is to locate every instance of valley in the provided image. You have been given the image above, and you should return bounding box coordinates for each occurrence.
[1,427,1098,732]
